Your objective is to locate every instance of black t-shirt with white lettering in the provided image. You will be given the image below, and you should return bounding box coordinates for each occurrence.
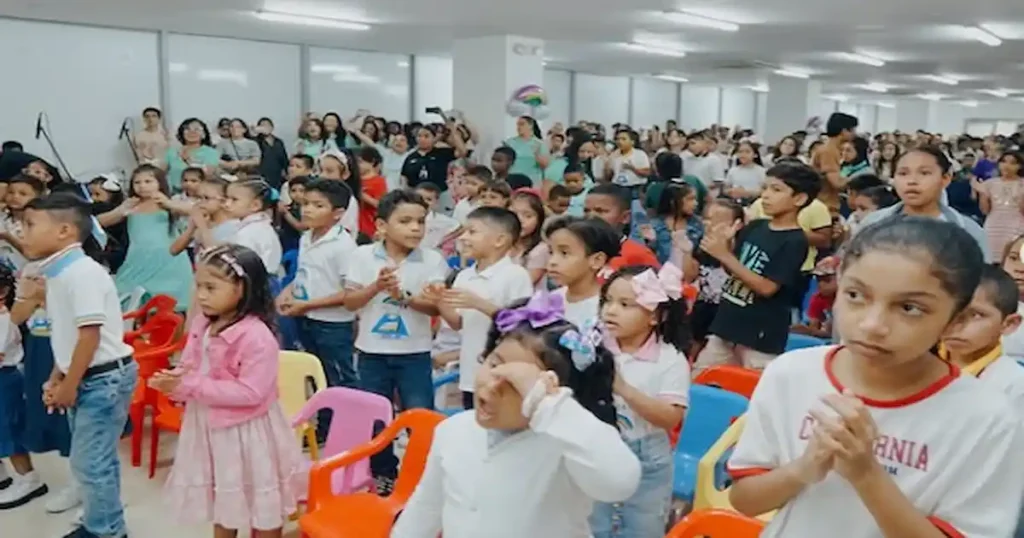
[401,147,457,191]
[709,219,808,354]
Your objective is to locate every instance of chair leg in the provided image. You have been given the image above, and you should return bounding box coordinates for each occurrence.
[129,404,143,468]
[149,423,160,479]
[305,427,319,461]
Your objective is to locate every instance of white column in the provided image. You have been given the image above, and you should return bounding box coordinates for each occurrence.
[453,35,544,160]
[763,76,822,144]
[895,99,937,132]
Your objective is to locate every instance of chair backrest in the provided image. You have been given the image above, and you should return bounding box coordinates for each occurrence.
[278,351,328,420]
[135,311,184,348]
[665,509,764,537]
[391,409,446,502]
[694,366,761,399]
[785,333,828,352]
[677,385,749,461]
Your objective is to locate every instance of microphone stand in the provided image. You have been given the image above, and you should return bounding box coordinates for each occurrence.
[120,118,140,165]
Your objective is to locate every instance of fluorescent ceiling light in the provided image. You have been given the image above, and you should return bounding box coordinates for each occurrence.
[966,26,1002,47]
[979,89,1010,98]
[332,72,380,84]
[197,69,248,86]
[773,68,810,79]
[310,64,359,74]
[825,94,849,102]
[255,10,371,31]
[623,42,687,58]
[876,102,896,109]
[654,74,689,83]
[860,82,889,93]
[959,100,980,107]
[168,62,189,74]
[397,60,410,68]
[747,84,769,93]
[835,52,885,67]
[978,23,1012,39]
[918,93,943,101]
[922,74,959,86]
[663,10,740,32]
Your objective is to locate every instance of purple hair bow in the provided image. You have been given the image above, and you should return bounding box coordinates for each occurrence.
[495,292,566,333]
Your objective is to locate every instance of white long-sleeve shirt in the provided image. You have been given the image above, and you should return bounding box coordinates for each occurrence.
[391,389,641,538]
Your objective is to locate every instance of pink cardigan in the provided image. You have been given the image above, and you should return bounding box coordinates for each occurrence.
[170,315,280,429]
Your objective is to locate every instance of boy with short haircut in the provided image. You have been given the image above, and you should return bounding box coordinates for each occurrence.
[278,175,310,253]
[477,180,512,208]
[414,183,459,249]
[942,265,1024,407]
[344,188,449,491]
[490,147,516,182]
[695,162,818,371]
[277,180,358,389]
[547,184,571,217]
[18,193,136,538]
[505,173,533,191]
[288,154,315,181]
[451,165,490,225]
[0,174,46,270]
[584,183,660,276]
[791,256,838,339]
[436,206,534,408]
[562,162,593,217]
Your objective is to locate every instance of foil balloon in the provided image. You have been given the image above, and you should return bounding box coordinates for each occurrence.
[506,84,550,120]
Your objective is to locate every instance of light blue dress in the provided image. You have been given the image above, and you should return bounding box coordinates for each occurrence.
[114,212,193,309]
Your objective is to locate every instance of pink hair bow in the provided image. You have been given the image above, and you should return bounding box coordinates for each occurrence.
[632,263,683,310]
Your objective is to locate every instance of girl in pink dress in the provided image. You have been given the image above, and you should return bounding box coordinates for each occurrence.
[149,244,306,538]
[975,151,1024,258]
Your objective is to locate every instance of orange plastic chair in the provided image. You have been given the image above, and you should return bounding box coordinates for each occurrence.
[665,509,765,538]
[299,409,445,538]
[127,334,187,468]
[694,366,762,399]
[123,294,177,328]
[148,393,185,478]
[125,311,184,347]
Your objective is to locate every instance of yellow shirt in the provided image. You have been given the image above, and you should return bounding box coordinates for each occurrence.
[747,198,832,271]
[939,343,1003,377]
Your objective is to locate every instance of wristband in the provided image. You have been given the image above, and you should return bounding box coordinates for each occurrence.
[520,371,559,419]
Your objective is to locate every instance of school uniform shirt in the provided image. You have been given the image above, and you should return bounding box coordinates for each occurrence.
[950,345,1024,412]
[725,164,766,194]
[41,245,132,372]
[681,151,726,187]
[402,147,458,191]
[1003,303,1024,359]
[709,219,807,354]
[232,213,282,275]
[552,287,600,329]
[0,214,26,270]
[609,149,651,187]
[294,226,357,323]
[605,336,689,440]
[391,391,641,538]
[340,194,359,236]
[452,257,534,391]
[347,243,449,354]
[857,201,991,263]
[451,198,478,226]
[424,211,460,250]
[0,311,23,367]
[728,346,1024,538]
[376,144,413,191]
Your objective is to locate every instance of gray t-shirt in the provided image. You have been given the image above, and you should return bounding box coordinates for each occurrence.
[725,164,766,192]
[217,138,261,162]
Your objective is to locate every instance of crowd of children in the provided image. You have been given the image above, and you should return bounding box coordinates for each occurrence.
[0,107,1023,538]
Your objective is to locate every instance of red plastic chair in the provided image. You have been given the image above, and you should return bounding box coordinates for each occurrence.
[665,509,765,537]
[127,334,186,469]
[123,294,177,328]
[694,366,762,400]
[299,409,445,538]
[125,311,184,347]
[148,393,185,478]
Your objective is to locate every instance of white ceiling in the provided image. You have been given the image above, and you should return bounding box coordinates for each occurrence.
[6,0,1024,104]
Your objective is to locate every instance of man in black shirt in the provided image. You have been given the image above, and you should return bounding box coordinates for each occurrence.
[695,163,821,370]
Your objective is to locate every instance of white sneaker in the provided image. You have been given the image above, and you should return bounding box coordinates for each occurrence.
[0,463,10,490]
[0,471,48,509]
[45,484,81,514]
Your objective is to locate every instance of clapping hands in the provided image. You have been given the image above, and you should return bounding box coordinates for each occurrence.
[798,391,882,487]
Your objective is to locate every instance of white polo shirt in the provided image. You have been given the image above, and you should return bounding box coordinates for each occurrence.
[424,211,460,250]
[347,242,449,354]
[0,311,23,367]
[728,346,1024,538]
[294,225,357,323]
[452,257,534,391]
[607,337,690,440]
[552,287,600,329]
[41,246,133,373]
[340,194,359,235]
[609,149,651,187]
[0,215,26,271]
[975,354,1024,412]
[232,213,282,275]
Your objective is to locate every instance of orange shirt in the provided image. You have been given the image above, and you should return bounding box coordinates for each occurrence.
[359,175,388,237]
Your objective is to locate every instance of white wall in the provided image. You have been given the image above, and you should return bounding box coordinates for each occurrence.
[0,19,160,177]
[930,101,1024,135]
[679,85,721,131]
[168,35,302,147]
[631,78,678,129]
[755,92,768,136]
[543,69,572,130]
[721,88,755,130]
[309,48,410,124]
[413,56,453,123]
[573,74,630,128]
[876,106,897,132]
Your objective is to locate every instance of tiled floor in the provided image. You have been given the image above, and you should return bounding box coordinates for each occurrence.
[0,429,302,538]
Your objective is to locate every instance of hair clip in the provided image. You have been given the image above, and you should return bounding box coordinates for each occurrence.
[495,291,565,333]
[558,318,603,371]
[217,252,245,277]
[268,187,281,203]
[631,263,684,311]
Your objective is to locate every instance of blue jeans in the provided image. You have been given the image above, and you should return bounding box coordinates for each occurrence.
[68,360,137,537]
[358,351,434,478]
[298,318,356,388]
[590,433,673,538]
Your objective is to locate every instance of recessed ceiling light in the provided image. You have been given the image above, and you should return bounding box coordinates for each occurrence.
[663,11,740,32]
[310,64,360,74]
[747,84,769,93]
[922,74,960,86]
[966,26,1002,47]
[979,88,1010,98]
[918,93,944,101]
[654,74,689,83]
[825,94,849,102]
[835,52,885,67]
[623,41,687,58]
[959,100,980,107]
[773,68,810,79]
[254,10,371,31]
[333,72,381,84]
[860,82,889,93]
[876,102,896,109]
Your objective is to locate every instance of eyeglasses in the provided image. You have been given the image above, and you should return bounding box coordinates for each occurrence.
[184,125,205,133]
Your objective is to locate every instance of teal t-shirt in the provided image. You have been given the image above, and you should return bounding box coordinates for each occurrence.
[165,145,220,191]
[505,136,548,186]
[566,177,594,217]
[544,156,569,185]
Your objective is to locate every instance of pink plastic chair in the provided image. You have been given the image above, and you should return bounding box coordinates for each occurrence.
[291,387,394,495]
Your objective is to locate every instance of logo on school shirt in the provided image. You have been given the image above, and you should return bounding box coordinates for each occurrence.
[721,241,770,307]
[371,295,411,340]
[799,416,930,475]
[292,268,309,300]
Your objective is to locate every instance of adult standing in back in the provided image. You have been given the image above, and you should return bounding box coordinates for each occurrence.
[131,107,170,166]
[401,125,468,209]
[812,112,858,212]
[504,116,550,187]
